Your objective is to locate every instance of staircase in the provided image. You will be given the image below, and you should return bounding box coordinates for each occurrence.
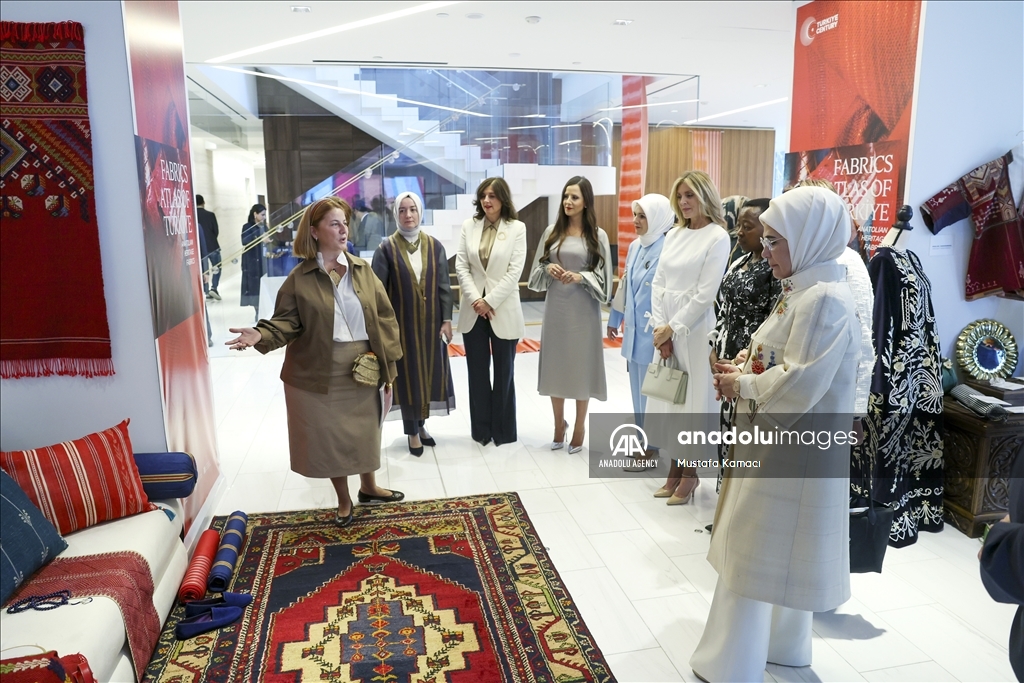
[243,66,616,255]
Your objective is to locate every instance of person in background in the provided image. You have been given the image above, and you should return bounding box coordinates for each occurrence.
[226,197,404,527]
[196,194,222,301]
[710,198,780,490]
[197,220,214,347]
[695,186,861,681]
[720,194,750,262]
[649,171,731,504]
[372,191,455,456]
[607,193,673,447]
[980,452,1023,680]
[455,177,527,447]
[529,176,612,454]
[240,204,267,322]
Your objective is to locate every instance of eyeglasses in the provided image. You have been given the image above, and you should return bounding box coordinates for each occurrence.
[760,235,786,252]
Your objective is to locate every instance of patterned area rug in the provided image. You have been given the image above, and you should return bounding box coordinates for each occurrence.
[144,493,615,682]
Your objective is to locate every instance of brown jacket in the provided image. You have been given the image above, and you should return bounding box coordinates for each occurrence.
[254,254,403,393]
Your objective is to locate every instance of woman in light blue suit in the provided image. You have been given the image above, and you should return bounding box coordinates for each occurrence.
[607,194,675,428]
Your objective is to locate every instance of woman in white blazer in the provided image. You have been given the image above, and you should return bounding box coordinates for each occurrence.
[455,177,527,446]
[691,187,861,682]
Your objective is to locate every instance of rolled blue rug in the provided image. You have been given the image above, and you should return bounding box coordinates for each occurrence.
[207,511,247,593]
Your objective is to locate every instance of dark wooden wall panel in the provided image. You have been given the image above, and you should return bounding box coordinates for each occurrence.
[519,196,549,301]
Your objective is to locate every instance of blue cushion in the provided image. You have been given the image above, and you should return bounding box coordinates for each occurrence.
[133,452,197,499]
[0,469,68,604]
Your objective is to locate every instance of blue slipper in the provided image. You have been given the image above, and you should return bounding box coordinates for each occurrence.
[184,591,252,618]
[175,605,243,639]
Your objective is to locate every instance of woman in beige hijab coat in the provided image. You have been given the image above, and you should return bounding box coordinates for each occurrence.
[690,187,862,681]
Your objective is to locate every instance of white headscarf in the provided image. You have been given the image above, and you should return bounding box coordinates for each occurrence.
[392,191,423,241]
[759,186,850,274]
[632,193,674,247]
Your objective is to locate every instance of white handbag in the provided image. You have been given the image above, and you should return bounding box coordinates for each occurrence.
[641,356,688,405]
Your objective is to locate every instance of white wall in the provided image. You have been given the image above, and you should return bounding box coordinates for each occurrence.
[189,131,265,280]
[0,1,166,451]
[903,0,1024,373]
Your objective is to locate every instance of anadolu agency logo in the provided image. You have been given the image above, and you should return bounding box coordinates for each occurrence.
[609,424,648,457]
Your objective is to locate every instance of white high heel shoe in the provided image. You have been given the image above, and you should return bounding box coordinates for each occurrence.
[551,420,568,450]
[568,427,585,454]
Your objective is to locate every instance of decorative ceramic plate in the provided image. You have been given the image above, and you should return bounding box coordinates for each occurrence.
[955,319,1018,380]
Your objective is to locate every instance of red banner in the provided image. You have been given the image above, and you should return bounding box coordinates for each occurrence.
[124,0,219,530]
[616,76,650,275]
[790,0,922,251]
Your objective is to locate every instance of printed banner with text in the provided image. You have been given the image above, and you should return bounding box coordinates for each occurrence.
[790,0,922,254]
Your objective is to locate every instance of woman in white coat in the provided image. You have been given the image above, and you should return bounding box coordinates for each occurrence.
[648,171,731,503]
[691,186,862,682]
[455,177,527,446]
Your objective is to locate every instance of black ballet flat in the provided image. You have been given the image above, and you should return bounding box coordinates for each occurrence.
[334,509,354,527]
[407,436,424,457]
[357,489,406,504]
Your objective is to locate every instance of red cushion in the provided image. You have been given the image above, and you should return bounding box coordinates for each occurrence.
[0,419,155,535]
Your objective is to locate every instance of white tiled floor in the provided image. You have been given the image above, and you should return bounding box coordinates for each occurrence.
[205,272,1017,682]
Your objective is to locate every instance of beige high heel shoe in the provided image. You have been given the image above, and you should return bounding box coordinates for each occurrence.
[667,471,700,505]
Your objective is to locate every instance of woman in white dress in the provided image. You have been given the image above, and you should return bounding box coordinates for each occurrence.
[529,176,613,453]
[649,170,731,504]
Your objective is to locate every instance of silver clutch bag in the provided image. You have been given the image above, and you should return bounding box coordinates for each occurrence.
[641,357,688,405]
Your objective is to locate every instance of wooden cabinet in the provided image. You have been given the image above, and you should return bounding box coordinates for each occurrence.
[942,397,1024,537]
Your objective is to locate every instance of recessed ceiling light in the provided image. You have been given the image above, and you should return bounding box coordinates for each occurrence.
[436,12,449,17]
[290,6,311,12]
[671,109,678,113]
[525,16,541,24]
[466,13,484,19]
[373,55,384,60]
[754,83,768,88]
[613,19,633,26]
[572,61,582,65]
[700,100,708,105]
[509,52,521,58]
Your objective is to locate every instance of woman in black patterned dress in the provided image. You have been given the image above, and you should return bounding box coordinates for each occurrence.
[710,199,781,489]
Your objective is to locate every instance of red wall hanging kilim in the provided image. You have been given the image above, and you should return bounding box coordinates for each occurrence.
[0,21,113,378]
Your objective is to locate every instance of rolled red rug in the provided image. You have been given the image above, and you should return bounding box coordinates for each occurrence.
[178,529,219,602]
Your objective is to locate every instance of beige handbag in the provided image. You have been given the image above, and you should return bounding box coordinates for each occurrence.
[352,351,381,386]
[641,356,688,405]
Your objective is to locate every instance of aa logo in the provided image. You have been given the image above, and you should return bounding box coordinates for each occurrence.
[610,424,648,457]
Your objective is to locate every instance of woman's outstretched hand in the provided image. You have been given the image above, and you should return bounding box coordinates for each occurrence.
[227,327,261,351]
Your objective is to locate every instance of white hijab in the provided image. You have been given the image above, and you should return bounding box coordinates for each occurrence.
[632,193,674,247]
[760,186,850,274]
[392,191,423,242]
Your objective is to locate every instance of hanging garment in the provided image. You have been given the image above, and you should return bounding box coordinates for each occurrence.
[921,146,1024,301]
[851,247,945,547]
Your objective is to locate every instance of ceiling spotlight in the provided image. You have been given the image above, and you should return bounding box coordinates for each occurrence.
[572,61,582,65]
[509,53,521,58]
[466,13,484,19]
[613,19,633,26]
[436,12,449,17]
[290,6,311,12]
[525,16,541,24]
[373,55,383,60]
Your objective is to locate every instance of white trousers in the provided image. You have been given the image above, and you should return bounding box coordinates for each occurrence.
[690,577,813,682]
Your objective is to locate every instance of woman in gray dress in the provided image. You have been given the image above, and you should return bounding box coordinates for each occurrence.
[528,176,613,453]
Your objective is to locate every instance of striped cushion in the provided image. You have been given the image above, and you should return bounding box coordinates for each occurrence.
[0,419,155,536]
